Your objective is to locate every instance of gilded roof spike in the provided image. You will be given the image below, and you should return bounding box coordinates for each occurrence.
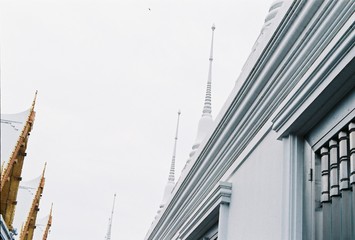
[49,203,53,216]
[31,91,38,110]
[0,99,37,228]
[42,204,53,240]
[19,164,46,240]
[42,162,47,177]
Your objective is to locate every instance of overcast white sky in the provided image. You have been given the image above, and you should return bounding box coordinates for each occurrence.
[1,0,273,239]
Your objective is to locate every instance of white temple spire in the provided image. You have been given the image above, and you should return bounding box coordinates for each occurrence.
[188,24,216,159]
[105,194,117,240]
[160,111,181,208]
[202,24,215,117]
[168,110,181,183]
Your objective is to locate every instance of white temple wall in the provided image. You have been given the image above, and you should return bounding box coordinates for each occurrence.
[144,1,355,239]
[227,130,283,240]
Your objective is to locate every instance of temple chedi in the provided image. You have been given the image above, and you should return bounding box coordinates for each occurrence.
[186,24,215,169]
[153,24,217,222]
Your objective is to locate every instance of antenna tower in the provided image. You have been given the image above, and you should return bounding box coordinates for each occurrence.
[105,194,117,240]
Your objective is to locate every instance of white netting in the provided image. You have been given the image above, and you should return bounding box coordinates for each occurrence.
[12,176,41,234]
[0,109,31,174]
[32,214,50,240]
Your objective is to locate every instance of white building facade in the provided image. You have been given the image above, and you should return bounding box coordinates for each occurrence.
[145,1,355,239]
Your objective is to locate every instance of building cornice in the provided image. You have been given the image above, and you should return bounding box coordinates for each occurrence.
[271,1,355,135]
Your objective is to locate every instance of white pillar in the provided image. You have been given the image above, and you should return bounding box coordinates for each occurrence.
[217,182,231,240]
[218,203,229,240]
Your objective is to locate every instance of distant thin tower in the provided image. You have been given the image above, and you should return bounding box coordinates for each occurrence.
[169,110,181,183]
[105,194,117,240]
[160,110,181,208]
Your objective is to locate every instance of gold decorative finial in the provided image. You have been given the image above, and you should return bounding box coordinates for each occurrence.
[42,162,47,177]
[31,90,38,109]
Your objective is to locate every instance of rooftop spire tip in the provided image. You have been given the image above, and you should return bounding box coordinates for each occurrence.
[42,162,47,176]
[31,90,38,109]
[168,111,181,183]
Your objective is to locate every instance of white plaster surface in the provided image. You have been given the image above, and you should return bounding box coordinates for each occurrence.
[227,131,283,240]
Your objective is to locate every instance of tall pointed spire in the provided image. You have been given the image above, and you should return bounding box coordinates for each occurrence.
[160,111,181,208]
[168,110,181,183]
[202,24,215,117]
[188,24,215,160]
[0,96,37,229]
[105,194,117,240]
[19,164,46,240]
[31,90,38,110]
[42,204,53,240]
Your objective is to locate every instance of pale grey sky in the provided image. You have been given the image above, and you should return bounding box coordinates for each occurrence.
[1,0,272,239]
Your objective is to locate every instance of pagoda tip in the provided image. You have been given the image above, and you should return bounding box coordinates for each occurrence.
[32,90,38,109]
[42,162,47,176]
[212,24,215,30]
